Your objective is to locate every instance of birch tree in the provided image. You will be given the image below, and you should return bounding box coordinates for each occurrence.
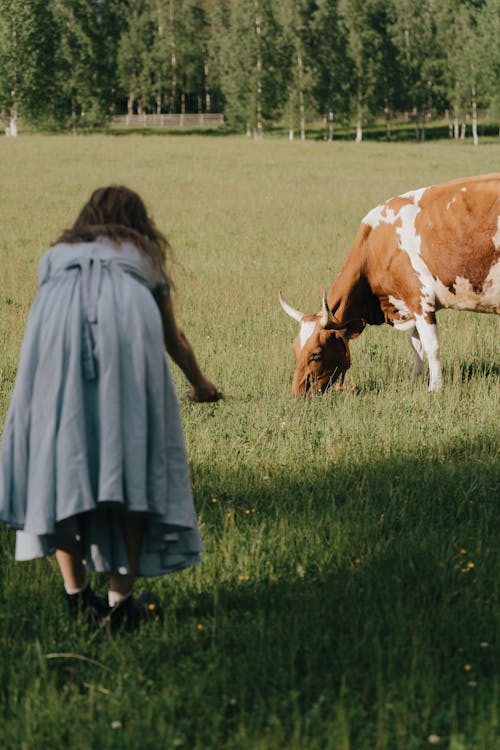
[477,0,500,133]
[48,0,120,130]
[0,0,55,133]
[308,0,352,141]
[338,0,385,142]
[175,0,210,116]
[212,0,286,135]
[390,0,441,141]
[365,0,402,141]
[206,0,231,115]
[279,0,311,141]
[118,2,156,117]
[436,0,496,145]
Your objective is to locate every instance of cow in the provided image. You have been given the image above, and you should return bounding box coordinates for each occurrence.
[280,173,500,396]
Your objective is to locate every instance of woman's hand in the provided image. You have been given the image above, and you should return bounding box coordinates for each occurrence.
[187,378,223,403]
[157,291,222,402]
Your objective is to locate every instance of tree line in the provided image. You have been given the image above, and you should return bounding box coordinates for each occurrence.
[0,0,498,141]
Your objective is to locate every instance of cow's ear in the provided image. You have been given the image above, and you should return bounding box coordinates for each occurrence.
[339,319,366,339]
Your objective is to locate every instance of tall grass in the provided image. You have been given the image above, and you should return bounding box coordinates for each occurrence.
[0,135,498,749]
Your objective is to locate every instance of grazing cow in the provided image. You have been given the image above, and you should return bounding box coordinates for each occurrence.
[280,173,500,396]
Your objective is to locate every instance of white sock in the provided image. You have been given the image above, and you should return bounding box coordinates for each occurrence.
[108,590,132,608]
[64,582,87,596]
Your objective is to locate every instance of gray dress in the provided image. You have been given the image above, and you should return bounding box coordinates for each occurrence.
[0,239,202,577]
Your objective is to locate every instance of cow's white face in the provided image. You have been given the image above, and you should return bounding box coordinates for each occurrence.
[280,292,365,397]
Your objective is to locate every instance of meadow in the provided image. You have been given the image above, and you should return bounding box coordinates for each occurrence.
[0,135,498,750]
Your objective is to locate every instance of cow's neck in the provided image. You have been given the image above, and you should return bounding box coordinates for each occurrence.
[326,249,383,326]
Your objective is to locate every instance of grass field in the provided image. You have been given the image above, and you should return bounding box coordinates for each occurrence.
[0,135,498,750]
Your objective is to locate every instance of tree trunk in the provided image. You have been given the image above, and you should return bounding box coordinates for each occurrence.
[355,118,362,143]
[71,88,77,135]
[127,92,134,124]
[297,50,305,141]
[9,10,18,136]
[413,108,419,141]
[288,88,295,141]
[204,59,211,113]
[445,109,453,138]
[8,110,18,137]
[383,76,391,141]
[157,12,164,115]
[327,111,334,142]
[254,1,263,140]
[384,101,391,141]
[169,0,177,113]
[180,91,185,126]
[471,81,478,146]
[355,77,362,143]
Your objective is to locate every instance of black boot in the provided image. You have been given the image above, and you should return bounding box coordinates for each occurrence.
[106,591,162,633]
[65,584,110,623]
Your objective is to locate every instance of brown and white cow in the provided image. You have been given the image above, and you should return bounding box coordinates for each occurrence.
[280,173,500,395]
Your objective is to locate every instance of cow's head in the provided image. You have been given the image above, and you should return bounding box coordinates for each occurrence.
[279,291,365,396]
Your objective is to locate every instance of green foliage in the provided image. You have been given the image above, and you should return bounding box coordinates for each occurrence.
[1,0,499,135]
[212,0,290,130]
[308,0,354,123]
[0,135,499,748]
[0,0,56,123]
[118,0,159,112]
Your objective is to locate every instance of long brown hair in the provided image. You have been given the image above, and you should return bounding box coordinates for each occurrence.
[56,185,172,282]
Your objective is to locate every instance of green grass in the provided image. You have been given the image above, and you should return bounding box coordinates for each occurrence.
[0,135,499,749]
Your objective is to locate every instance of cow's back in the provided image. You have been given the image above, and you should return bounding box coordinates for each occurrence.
[416,174,499,312]
[362,174,500,315]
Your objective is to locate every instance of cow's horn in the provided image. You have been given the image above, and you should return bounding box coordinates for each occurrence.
[319,293,334,327]
[279,291,305,322]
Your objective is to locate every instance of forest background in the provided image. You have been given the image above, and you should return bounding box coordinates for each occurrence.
[0,0,499,143]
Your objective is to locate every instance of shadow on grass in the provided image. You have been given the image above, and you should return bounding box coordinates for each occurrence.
[0,437,497,747]
[354,355,500,393]
[104,126,238,137]
[459,358,500,382]
[183,441,497,730]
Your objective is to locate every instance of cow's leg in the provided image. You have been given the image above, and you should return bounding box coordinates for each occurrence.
[408,325,425,380]
[414,313,443,391]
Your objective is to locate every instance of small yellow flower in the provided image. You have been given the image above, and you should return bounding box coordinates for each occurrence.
[197,623,204,631]
[211,497,217,504]
[466,561,475,569]
[464,664,472,672]
[147,603,156,612]
[238,574,250,582]
[459,548,467,555]
[354,557,362,565]
[427,735,440,745]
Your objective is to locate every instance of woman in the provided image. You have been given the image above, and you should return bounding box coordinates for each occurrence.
[0,185,221,631]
